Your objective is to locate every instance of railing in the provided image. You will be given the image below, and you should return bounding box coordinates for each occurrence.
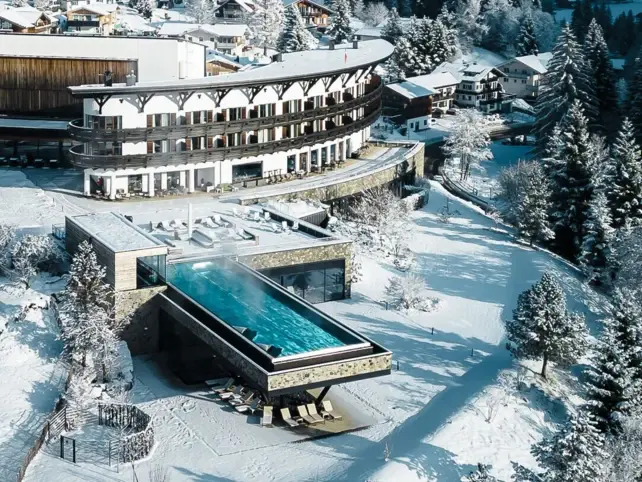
[67,83,383,143]
[69,106,382,169]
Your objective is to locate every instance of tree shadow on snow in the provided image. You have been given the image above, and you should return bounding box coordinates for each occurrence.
[173,466,238,481]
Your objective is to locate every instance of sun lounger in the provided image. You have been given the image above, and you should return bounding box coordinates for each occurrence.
[281,221,290,233]
[219,385,245,401]
[306,403,325,423]
[213,214,226,226]
[280,408,302,428]
[297,405,321,425]
[203,217,218,229]
[236,398,261,414]
[252,211,262,222]
[292,221,299,231]
[261,406,273,426]
[229,391,254,407]
[171,219,185,229]
[269,223,281,233]
[158,220,173,232]
[320,400,342,421]
[211,378,234,394]
[233,207,242,218]
[264,212,271,222]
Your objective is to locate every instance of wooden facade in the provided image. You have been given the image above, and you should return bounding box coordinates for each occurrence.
[0,56,136,115]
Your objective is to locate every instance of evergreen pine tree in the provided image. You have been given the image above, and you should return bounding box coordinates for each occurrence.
[586,293,642,433]
[607,118,642,229]
[533,25,598,152]
[549,101,595,260]
[277,5,316,53]
[628,54,642,142]
[533,410,606,481]
[249,0,285,50]
[580,191,615,284]
[353,0,365,19]
[610,287,642,380]
[463,463,497,482]
[381,7,403,44]
[516,163,554,247]
[583,19,618,131]
[383,56,405,83]
[327,0,353,43]
[516,11,538,56]
[505,272,589,378]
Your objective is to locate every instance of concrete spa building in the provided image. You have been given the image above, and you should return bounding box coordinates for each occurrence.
[67,39,394,199]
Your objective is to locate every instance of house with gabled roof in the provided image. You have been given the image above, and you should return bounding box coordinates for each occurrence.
[283,0,332,29]
[497,52,553,101]
[64,3,118,35]
[0,7,57,34]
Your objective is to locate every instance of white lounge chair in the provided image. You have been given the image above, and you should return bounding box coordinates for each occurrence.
[282,221,290,233]
[211,378,234,394]
[236,398,261,414]
[233,207,241,218]
[292,221,299,231]
[261,406,273,426]
[297,405,321,425]
[229,391,254,407]
[264,212,271,222]
[203,217,218,229]
[306,403,325,424]
[280,408,302,428]
[219,385,244,401]
[269,223,281,233]
[320,400,342,421]
[205,377,229,388]
[171,219,185,229]
[252,211,262,222]
[213,213,224,226]
[158,220,173,232]
[243,206,251,218]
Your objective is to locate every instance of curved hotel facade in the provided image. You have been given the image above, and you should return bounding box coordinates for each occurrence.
[67,39,394,199]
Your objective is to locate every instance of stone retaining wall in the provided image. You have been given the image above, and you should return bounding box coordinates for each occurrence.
[115,285,167,356]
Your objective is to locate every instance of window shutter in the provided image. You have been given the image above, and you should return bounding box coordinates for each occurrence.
[146,115,153,128]
[170,113,177,126]
[146,141,153,153]
[186,138,192,150]
[207,136,213,149]
[207,111,213,123]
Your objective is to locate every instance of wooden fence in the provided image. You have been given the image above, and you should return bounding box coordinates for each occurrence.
[98,403,154,463]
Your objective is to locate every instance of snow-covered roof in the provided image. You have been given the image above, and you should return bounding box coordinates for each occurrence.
[0,9,39,28]
[65,4,111,16]
[207,51,242,68]
[69,212,167,253]
[611,58,625,71]
[282,0,332,13]
[510,52,553,74]
[214,0,255,13]
[116,13,155,33]
[355,27,381,38]
[70,39,394,95]
[187,23,248,37]
[387,71,458,100]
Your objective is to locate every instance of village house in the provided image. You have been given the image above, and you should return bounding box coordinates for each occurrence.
[64,3,118,35]
[383,71,458,131]
[497,52,552,101]
[157,22,248,56]
[213,0,256,19]
[206,52,242,76]
[0,8,57,34]
[283,0,332,29]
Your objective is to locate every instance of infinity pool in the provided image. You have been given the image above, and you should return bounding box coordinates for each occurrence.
[167,260,360,357]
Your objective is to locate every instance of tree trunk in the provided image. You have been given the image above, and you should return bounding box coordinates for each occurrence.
[540,354,548,379]
[530,236,534,247]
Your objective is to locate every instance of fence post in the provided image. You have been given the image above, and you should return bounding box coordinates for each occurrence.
[72,439,76,464]
[60,436,64,459]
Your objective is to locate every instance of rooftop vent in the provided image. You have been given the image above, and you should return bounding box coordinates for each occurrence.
[103,70,113,87]
[329,39,335,50]
[353,38,358,49]
[125,70,137,86]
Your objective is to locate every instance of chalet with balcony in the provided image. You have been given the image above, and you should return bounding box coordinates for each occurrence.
[213,0,256,19]
[383,71,458,131]
[157,22,249,56]
[284,0,332,29]
[206,53,241,76]
[498,52,552,101]
[64,4,117,35]
[0,8,57,33]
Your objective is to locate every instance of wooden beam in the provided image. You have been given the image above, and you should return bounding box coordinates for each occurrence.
[273,81,294,100]
[94,94,112,115]
[135,93,154,113]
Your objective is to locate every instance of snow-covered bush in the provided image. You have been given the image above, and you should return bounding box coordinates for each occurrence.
[385,273,438,312]
[442,109,492,181]
[497,160,542,224]
[10,234,62,288]
[505,272,588,378]
[601,417,642,481]
[361,2,388,27]
[0,223,15,266]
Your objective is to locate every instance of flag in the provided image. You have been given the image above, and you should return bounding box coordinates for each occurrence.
[344,51,347,64]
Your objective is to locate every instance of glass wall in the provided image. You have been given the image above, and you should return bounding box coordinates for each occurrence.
[260,259,345,303]
[137,255,167,288]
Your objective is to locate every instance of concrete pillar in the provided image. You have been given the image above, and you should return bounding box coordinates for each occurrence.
[179,170,186,187]
[107,175,115,200]
[83,171,90,196]
[142,174,149,192]
[161,172,168,190]
[187,167,195,193]
[148,172,154,197]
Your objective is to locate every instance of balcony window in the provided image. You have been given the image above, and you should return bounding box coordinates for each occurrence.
[227,107,245,121]
[88,141,122,155]
[258,103,275,117]
[85,115,122,130]
[147,140,176,153]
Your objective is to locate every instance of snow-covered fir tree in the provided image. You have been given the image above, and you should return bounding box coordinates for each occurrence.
[505,271,588,378]
[383,55,405,83]
[381,7,403,44]
[353,0,365,20]
[516,163,554,246]
[138,0,154,19]
[608,118,642,229]
[548,101,594,260]
[586,295,642,433]
[583,19,618,130]
[453,0,488,52]
[601,417,642,481]
[362,2,388,27]
[629,54,642,142]
[442,109,492,181]
[481,0,520,55]
[277,5,317,53]
[517,11,539,56]
[327,0,353,43]
[463,463,497,481]
[580,191,615,284]
[63,241,112,312]
[184,0,214,23]
[533,25,598,151]
[533,410,606,482]
[607,288,642,381]
[249,0,284,50]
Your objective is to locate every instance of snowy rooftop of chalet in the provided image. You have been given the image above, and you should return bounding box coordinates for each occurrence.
[157,21,248,38]
[509,52,553,74]
[387,71,459,100]
[69,212,167,253]
[68,39,394,95]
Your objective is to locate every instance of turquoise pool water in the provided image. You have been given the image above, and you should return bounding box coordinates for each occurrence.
[167,260,355,357]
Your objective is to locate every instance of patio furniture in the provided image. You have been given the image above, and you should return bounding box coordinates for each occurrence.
[292,221,299,231]
[252,211,262,223]
[219,385,245,401]
[281,221,290,233]
[297,405,321,425]
[205,377,230,388]
[280,408,302,428]
[306,403,325,424]
[236,398,261,414]
[229,391,254,407]
[269,223,281,233]
[237,228,252,240]
[232,207,241,217]
[261,406,273,426]
[211,378,234,394]
[264,212,271,222]
[203,217,218,229]
[320,401,342,421]
[171,219,185,229]
[213,214,227,227]
[158,220,173,231]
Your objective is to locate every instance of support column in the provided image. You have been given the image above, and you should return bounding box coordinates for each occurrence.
[161,172,168,190]
[142,174,149,192]
[316,386,331,403]
[83,171,90,196]
[187,167,195,193]
[147,172,154,197]
[107,175,116,200]
[179,170,186,188]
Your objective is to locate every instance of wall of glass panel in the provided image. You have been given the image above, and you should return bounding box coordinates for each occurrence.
[137,254,167,288]
[259,259,345,303]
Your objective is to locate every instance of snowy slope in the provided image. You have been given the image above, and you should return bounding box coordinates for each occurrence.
[22,181,604,482]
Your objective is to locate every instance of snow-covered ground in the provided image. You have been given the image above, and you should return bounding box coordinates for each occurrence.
[0,170,58,233]
[19,181,604,482]
[0,276,67,482]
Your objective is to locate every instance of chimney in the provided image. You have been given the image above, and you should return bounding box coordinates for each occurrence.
[103,70,113,87]
[329,39,335,50]
[276,52,283,62]
[125,70,137,86]
[352,37,358,49]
